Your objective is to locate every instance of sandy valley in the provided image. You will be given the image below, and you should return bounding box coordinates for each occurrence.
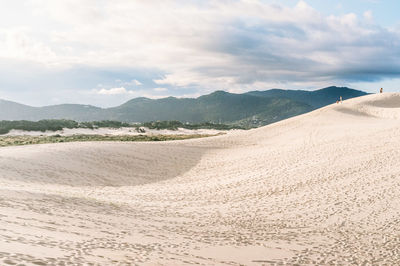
[1,93,400,265]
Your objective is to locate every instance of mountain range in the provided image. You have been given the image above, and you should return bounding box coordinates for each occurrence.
[0,86,368,127]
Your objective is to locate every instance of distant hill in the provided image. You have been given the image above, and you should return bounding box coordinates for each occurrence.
[0,99,103,121]
[0,86,368,127]
[0,99,37,120]
[246,86,367,109]
[106,91,312,126]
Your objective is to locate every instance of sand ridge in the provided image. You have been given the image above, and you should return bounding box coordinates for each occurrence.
[0,93,400,265]
[5,127,234,137]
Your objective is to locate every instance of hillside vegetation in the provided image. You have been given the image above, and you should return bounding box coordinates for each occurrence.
[0,134,218,147]
[0,120,131,135]
[142,121,243,130]
[0,119,243,135]
[0,86,367,127]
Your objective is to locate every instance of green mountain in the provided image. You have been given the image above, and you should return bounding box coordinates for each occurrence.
[0,99,37,120]
[246,86,367,108]
[0,99,103,121]
[106,91,312,126]
[0,86,368,127]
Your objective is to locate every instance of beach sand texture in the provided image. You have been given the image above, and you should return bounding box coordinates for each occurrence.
[0,93,400,265]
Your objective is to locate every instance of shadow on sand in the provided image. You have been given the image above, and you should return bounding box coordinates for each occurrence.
[0,141,209,186]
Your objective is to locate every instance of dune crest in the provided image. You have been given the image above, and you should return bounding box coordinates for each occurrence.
[333,93,400,118]
[1,93,400,265]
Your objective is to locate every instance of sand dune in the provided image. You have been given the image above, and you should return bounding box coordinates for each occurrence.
[5,127,232,137]
[1,93,400,265]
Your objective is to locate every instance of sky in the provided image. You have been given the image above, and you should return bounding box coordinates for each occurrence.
[0,0,399,107]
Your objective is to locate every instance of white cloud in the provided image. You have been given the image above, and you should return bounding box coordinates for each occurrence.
[153,87,168,92]
[94,87,167,98]
[0,29,57,65]
[125,79,142,86]
[1,0,400,99]
[363,10,373,21]
[97,87,131,95]
[132,79,142,86]
[116,79,143,86]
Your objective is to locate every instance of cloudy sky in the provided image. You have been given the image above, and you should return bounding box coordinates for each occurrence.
[0,0,399,107]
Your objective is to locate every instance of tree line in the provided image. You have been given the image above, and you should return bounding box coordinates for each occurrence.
[0,119,244,135]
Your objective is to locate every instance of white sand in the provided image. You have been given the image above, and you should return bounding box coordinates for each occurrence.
[0,93,400,265]
[5,127,234,136]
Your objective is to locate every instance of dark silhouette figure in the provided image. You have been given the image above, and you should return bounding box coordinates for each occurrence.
[380,88,383,93]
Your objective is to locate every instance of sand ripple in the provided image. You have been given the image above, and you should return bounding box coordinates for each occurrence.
[1,93,400,265]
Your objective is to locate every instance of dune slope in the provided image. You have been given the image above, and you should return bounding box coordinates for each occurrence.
[0,93,400,265]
